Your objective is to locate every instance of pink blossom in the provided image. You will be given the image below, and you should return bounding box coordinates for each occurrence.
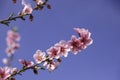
[7,30,20,42]
[74,28,93,47]
[43,60,60,71]
[10,68,18,74]
[55,40,70,57]
[33,50,46,64]
[68,35,83,54]
[6,30,20,56]
[0,67,18,80]
[68,28,93,54]
[35,0,43,5]
[19,59,34,68]
[6,30,20,47]
[2,58,9,65]
[74,28,90,37]
[5,47,15,56]
[0,67,10,80]
[21,0,33,15]
[47,46,60,59]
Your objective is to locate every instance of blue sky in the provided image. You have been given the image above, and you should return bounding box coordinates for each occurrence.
[0,0,120,80]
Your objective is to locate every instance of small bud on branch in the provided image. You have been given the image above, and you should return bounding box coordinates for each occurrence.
[12,0,17,3]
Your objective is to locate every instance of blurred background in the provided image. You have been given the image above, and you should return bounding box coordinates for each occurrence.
[0,0,120,80]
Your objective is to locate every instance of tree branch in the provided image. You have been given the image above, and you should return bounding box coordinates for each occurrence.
[0,0,51,26]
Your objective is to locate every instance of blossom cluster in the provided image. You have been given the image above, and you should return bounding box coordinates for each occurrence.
[32,28,93,71]
[5,30,20,56]
[19,0,48,15]
[18,0,51,21]
[0,27,93,80]
[19,28,93,71]
[0,67,17,80]
[2,29,20,67]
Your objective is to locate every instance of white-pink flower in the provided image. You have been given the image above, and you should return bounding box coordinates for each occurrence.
[2,58,9,65]
[68,35,83,55]
[6,30,20,56]
[7,30,20,41]
[68,28,93,55]
[19,59,34,68]
[35,0,44,5]
[10,68,18,74]
[6,30,20,46]
[47,46,60,59]
[55,40,70,57]
[43,60,60,71]
[5,47,15,56]
[0,67,11,80]
[74,28,90,37]
[33,50,46,64]
[21,0,33,15]
[74,28,93,47]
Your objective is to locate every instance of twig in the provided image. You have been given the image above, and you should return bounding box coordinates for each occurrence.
[0,14,28,26]
[6,57,50,80]
[0,0,50,26]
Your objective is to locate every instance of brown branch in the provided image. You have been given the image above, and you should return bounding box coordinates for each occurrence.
[6,63,45,80]
[0,14,28,26]
[6,57,50,80]
[8,64,44,78]
[0,0,51,26]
